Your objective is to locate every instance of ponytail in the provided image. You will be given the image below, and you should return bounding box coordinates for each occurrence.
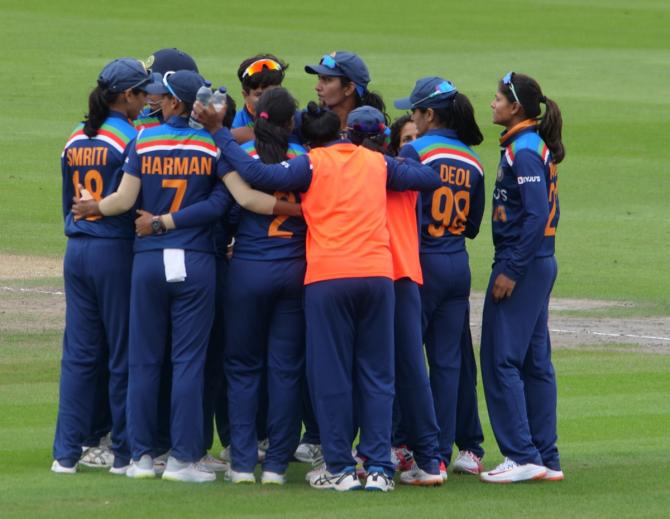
[300,101,341,148]
[420,92,483,147]
[83,86,118,138]
[538,96,565,163]
[338,77,390,124]
[500,73,565,163]
[253,87,297,164]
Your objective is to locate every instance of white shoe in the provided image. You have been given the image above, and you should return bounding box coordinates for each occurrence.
[261,470,286,485]
[399,463,443,486]
[480,457,546,484]
[365,469,395,492]
[451,450,484,475]
[294,443,323,464]
[80,446,114,468]
[153,451,169,474]
[219,445,231,463]
[310,470,362,491]
[162,456,216,483]
[126,455,156,479]
[258,439,269,463]
[543,467,564,481]
[305,460,326,482]
[51,460,77,474]
[199,453,229,472]
[226,468,256,484]
[109,464,130,475]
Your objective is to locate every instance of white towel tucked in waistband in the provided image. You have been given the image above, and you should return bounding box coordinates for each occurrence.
[163,248,186,283]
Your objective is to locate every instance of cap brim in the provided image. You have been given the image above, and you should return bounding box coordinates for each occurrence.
[304,64,344,77]
[393,97,413,110]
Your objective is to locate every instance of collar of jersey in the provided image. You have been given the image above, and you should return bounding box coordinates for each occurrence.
[424,128,458,140]
[166,115,190,128]
[499,119,537,147]
[324,138,352,148]
[108,110,131,123]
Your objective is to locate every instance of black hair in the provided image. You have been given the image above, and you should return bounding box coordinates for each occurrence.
[222,94,237,129]
[237,53,288,92]
[389,114,413,156]
[83,86,118,138]
[500,73,565,163]
[339,77,389,124]
[348,126,389,156]
[300,101,341,148]
[253,87,298,164]
[418,93,483,147]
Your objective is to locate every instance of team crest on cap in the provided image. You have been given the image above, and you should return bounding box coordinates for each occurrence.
[496,164,504,182]
[143,55,155,70]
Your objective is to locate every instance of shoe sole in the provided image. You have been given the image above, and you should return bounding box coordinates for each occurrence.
[162,474,216,483]
[452,465,483,475]
[480,471,547,484]
[544,474,564,481]
[127,470,156,479]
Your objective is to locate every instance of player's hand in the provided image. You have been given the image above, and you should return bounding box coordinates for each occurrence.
[491,273,516,303]
[71,185,101,220]
[135,209,154,237]
[192,100,225,135]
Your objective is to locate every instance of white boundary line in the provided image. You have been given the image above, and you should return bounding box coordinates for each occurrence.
[1,286,64,296]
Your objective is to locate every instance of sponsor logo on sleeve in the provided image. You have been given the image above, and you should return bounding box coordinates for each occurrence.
[517,175,541,185]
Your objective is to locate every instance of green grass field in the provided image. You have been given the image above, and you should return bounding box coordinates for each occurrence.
[1,0,669,517]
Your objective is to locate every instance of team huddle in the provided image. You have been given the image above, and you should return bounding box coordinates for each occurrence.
[53,47,566,491]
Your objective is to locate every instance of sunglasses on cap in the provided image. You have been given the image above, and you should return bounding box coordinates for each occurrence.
[242,58,283,78]
[411,80,456,108]
[502,72,521,104]
[320,54,337,69]
[162,71,181,101]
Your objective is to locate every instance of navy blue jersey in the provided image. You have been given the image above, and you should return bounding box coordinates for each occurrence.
[124,116,229,253]
[61,111,137,239]
[492,123,559,281]
[231,140,307,261]
[400,129,485,254]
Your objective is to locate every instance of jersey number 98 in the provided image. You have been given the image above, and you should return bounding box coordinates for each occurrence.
[428,186,470,237]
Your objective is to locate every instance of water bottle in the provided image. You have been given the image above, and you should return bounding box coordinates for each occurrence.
[211,87,227,112]
[189,85,213,129]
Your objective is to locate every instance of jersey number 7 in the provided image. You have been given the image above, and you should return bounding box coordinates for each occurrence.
[162,179,187,212]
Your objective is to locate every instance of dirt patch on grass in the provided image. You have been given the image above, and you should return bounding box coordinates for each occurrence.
[0,254,62,280]
[1,261,668,352]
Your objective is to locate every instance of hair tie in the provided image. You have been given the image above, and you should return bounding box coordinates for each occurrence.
[259,111,269,119]
[540,95,547,103]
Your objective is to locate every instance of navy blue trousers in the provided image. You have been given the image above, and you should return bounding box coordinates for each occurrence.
[127,250,215,463]
[393,279,440,474]
[480,256,560,470]
[455,316,485,458]
[420,251,483,465]
[53,237,132,466]
[224,258,305,473]
[305,277,395,475]
[203,255,229,452]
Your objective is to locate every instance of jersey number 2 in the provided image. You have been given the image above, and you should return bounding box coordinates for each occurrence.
[544,163,558,237]
[268,191,296,238]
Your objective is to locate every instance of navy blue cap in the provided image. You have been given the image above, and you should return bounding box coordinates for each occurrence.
[151,70,208,104]
[144,48,199,74]
[346,106,385,134]
[305,51,370,96]
[97,58,151,93]
[144,48,199,95]
[394,76,458,110]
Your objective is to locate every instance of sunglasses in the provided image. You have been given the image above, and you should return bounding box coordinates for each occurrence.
[411,80,456,108]
[502,72,521,104]
[320,54,337,69]
[242,58,283,78]
[162,71,180,101]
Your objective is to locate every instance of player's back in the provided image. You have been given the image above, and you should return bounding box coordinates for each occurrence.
[128,116,220,253]
[61,111,137,239]
[232,140,307,261]
[401,129,485,254]
[301,143,392,284]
